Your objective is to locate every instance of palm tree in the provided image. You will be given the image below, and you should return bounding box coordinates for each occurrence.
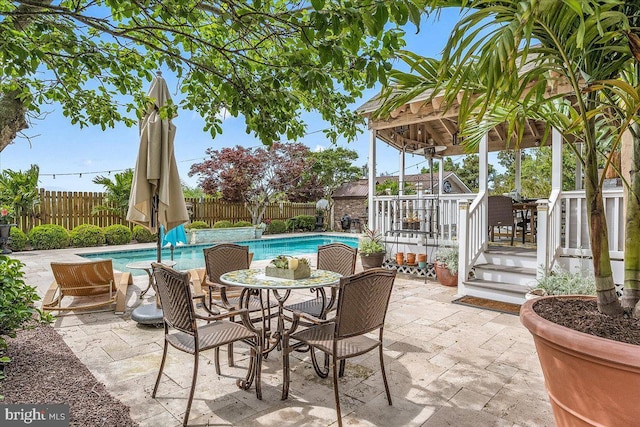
[0,164,40,230]
[92,169,134,219]
[380,0,640,315]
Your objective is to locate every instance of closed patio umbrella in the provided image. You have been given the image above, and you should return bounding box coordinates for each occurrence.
[127,71,189,262]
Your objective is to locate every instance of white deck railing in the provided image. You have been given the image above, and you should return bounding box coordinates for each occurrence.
[371,187,625,275]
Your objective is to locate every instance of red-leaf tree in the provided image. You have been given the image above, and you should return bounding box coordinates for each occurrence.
[189,142,315,224]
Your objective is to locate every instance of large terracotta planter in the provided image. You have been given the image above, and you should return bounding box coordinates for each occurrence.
[360,252,385,270]
[434,262,458,287]
[520,295,640,426]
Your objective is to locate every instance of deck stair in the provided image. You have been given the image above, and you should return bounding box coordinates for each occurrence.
[464,246,538,305]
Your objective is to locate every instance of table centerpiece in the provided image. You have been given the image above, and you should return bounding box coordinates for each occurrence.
[265,255,311,280]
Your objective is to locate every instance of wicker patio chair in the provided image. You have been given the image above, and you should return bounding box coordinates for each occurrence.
[488,195,516,246]
[201,243,277,368]
[284,243,357,318]
[282,268,396,427]
[42,260,133,314]
[283,242,357,378]
[151,263,263,427]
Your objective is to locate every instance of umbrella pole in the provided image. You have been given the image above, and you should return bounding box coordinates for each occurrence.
[154,194,161,263]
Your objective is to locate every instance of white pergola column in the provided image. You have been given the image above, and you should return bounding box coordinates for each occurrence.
[479,132,488,193]
[575,143,583,190]
[552,128,562,191]
[398,148,405,196]
[368,129,377,229]
[438,158,444,195]
[515,149,522,196]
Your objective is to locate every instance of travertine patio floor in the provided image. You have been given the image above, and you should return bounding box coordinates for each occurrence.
[13,242,554,426]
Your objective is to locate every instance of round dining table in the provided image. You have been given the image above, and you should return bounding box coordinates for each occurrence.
[220,268,342,350]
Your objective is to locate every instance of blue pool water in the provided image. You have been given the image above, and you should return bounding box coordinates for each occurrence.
[80,234,359,276]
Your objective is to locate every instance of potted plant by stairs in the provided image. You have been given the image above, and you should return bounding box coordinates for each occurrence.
[434,245,458,287]
[359,226,385,270]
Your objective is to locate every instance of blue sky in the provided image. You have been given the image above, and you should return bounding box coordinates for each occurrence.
[1,10,465,193]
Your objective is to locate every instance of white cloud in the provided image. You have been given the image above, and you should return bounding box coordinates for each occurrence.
[314,144,325,152]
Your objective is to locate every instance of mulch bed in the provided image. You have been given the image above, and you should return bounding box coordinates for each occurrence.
[534,298,640,345]
[1,325,138,427]
[452,295,521,315]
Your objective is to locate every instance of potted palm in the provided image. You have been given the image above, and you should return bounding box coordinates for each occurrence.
[434,245,458,287]
[377,2,640,425]
[359,226,385,269]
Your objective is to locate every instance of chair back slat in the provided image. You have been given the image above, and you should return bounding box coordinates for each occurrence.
[152,264,196,334]
[488,195,514,226]
[51,260,116,296]
[203,243,250,289]
[317,243,357,277]
[334,268,396,338]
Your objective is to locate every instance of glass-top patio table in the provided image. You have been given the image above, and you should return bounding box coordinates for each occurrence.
[219,268,342,369]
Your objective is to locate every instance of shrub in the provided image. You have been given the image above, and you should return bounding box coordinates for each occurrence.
[185,221,209,229]
[289,215,315,231]
[104,224,132,245]
[213,220,233,228]
[132,225,157,243]
[233,220,253,227]
[534,266,596,296]
[266,219,288,234]
[0,256,52,379]
[28,224,70,250]
[8,227,28,252]
[70,224,105,247]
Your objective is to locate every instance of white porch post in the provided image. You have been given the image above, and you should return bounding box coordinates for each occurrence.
[537,128,562,277]
[457,200,470,295]
[368,129,377,231]
[479,131,489,249]
[399,149,405,196]
[575,143,583,190]
[551,128,562,192]
[438,158,444,195]
[515,149,522,196]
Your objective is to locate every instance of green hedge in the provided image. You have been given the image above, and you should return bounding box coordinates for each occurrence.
[288,215,315,232]
[132,225,157,243]
[8,227,28,252]
[104,224,132,245]
[0,256,51,379]
[266,219,288,234]
[233,220,253,227]
[28,224,70,250]
[213,220,233,228]
[185,221,209,229]
[70,224,105,247]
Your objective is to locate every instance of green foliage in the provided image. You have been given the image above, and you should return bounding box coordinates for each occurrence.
[359,226,385,255]
[535,267,596,296]
[233,221,253,227]
[288,215,315,231]
[132,225,157,243]
[104,224,132,245]
[266,220,288,234]
[28,224,70,250]
[375,178,415,195]
[185,221,209,229]
[212,220,233,228]
[435,245,458,275]
[0,0,423,154]
[0,165,40,229]
[8,227,28,251]
[92,170,133,218]
[0,256,51,379]
[69,224,105,247]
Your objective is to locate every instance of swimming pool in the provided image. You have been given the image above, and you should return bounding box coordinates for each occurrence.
[80,234,359,276]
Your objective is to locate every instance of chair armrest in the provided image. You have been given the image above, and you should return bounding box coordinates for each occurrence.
[285,310,334,336]
[193,294,220,316]
[206,282,235,309]
[194,308,261,334]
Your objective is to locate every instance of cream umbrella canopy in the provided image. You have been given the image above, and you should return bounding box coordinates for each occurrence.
[127,71,189,262]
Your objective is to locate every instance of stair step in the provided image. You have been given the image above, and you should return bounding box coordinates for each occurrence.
[464,278,530,305]
[474,263,536,276]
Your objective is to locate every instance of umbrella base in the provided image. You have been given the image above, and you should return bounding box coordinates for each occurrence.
[131,303,164,326]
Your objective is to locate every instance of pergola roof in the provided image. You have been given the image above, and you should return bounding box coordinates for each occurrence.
[356,90,549,157]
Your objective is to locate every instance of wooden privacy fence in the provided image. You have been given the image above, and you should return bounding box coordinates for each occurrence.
[16,189,316,232]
